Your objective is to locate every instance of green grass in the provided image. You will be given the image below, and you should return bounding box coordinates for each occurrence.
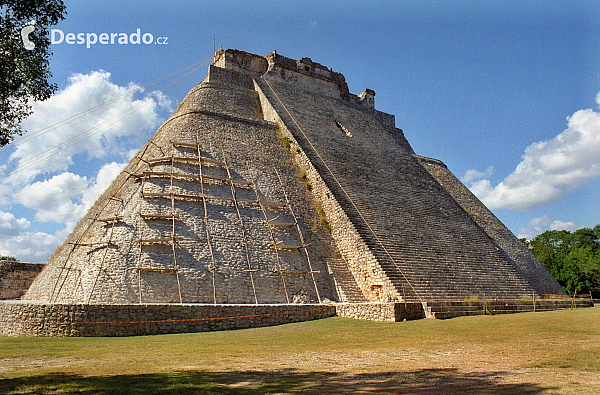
[1,307,599,394]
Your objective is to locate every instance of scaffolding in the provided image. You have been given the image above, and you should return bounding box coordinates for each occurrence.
[220,144,258,304]
[195,139,218,304]
[247,162,291,303]
[50,134,326,305]
[274,167,322,303]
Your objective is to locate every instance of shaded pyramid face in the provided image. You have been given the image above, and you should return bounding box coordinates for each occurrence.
[24,69,342,304]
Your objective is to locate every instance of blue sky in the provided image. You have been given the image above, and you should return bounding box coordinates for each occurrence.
[2,0,600,261]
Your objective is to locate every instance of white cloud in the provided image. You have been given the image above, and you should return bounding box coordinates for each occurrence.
[15,172,89,225]
[465,92,600,211]
[0,70,170,262]
[0,210,66,262]
[13,160,126,228]
[518,215,551,239]
[81,161,127,209]
[0,229,69,263]
[0,211,31,237]
[4,70,170,185]
[549,220,582,232]
[461,166,493,183]
[518,215,584,240]
[0,162,126,261]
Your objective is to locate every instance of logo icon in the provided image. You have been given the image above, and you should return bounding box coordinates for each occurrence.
[21,22,35,50]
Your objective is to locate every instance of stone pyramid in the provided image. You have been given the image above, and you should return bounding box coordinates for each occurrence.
[24,49,564,306]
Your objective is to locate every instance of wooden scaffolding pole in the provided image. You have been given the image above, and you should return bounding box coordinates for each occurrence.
[221,144,258,304]
[169,155,183,304]
[246,161,290,303]
[274,167,322,303]
[196,139,218,304]
[85,218,117,304]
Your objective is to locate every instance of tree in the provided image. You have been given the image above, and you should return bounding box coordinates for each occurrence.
[0,256,18,261]
[530,226,600,296]
[0,0,66,146]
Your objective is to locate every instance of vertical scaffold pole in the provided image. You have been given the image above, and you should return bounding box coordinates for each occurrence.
[274,167,321,303]
[246,161,290,303]
[196,138,217,304]
[170,155,183,303]
[221,143,258,304]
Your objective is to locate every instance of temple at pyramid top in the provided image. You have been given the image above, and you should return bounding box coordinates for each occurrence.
[23,48,565,307]
[213,49,378,110]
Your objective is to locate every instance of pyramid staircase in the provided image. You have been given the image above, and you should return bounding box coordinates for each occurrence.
[256,76,537,306]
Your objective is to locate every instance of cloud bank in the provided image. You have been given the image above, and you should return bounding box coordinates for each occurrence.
[0,71,169,261]
[464,92,600,211]
[4,70,170,185]
[517,215,583,240]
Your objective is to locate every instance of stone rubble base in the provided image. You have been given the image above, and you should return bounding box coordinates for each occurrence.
[0,299,593,337]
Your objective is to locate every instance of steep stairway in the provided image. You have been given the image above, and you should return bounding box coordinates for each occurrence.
[259,77,537,303]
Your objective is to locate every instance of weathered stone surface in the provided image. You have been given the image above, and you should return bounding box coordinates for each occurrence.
[0,262,45,300]
[256,55,542,303]
[24,60,342,305]
[335,302,425,322]
[0,301,335,337]
[1,299,591,336]
[0,48,577,337]
[417,156,565,295]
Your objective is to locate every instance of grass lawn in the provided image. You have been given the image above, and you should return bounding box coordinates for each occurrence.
[1,306,599,394]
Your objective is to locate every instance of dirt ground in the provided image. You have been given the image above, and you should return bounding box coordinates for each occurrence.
[1,308,599,394]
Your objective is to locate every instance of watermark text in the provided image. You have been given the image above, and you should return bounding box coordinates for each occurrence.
[51,29,167,48]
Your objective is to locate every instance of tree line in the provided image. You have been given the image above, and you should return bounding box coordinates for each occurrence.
[528,225,600,297]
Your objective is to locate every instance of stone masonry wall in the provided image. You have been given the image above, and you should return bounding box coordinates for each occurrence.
[254,80,387,303]
[0,301,335,337]
[335,302,425,322]
[0,262,45,300]
[3,299,589,337]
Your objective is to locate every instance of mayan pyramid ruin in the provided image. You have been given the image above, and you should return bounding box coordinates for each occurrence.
[3,49,582,336]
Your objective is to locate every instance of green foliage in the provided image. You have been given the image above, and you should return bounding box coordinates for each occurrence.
[0,0,67,146]
[280,136,293,150]
[0,256,18,261]
[530,225,600,295]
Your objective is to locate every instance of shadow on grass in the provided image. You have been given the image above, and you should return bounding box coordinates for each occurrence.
[0,368,555,394]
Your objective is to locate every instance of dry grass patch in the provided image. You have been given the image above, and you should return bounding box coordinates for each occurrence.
[0,306,598,394]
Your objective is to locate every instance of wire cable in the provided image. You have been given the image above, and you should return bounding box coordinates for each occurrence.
[2,56,213,150]
[5,61,208,176]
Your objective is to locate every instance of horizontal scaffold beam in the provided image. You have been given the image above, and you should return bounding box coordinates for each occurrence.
[140,214,180,220]
[171,141,201,149]
[97,216,124,223]
[68,241,116,248]
[138,237,206,246]
[147,156,226,167]
[141,192,285,208]
[140,171,252,186]
[137,267,177,273]
[265,221,296,227]
[274,269,321,275]
[268,243,306,250]
[139,238,175,246]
